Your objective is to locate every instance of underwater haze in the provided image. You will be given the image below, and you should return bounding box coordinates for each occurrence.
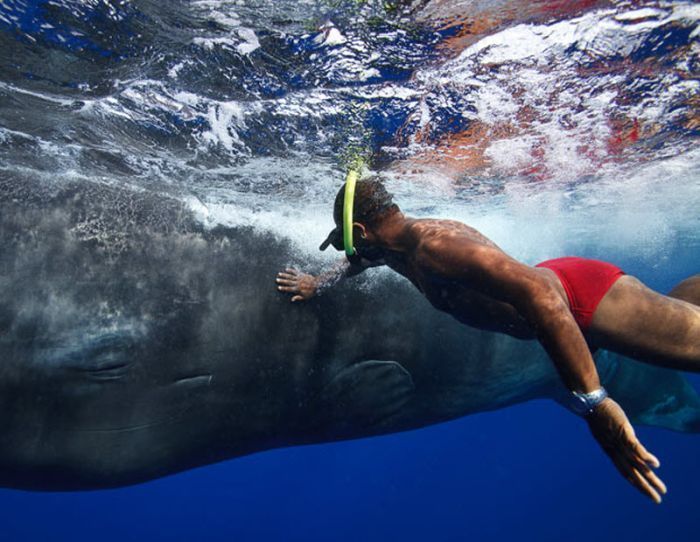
[0,0,699,540]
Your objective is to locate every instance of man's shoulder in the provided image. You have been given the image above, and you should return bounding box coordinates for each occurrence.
[411,219,502,255]
[413,223,494,268]
[408,218,473,242]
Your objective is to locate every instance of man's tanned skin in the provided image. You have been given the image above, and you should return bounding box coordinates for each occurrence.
[277,181,700,504]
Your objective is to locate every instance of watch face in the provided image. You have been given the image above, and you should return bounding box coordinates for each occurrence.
[571,394,591,415]
[558,388,607,416]
[569,388,608,416]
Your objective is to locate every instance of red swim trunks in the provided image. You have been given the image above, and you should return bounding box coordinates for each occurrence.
[535,257,625,331]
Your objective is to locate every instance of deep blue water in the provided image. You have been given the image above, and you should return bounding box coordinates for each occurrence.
[2,394,700,541]
[1,1,699,540]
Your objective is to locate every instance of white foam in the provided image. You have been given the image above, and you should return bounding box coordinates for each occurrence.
[314,24,347,47]
[0,81,76,107]
[614,8,665,22]
[0,127,36,142]
[200,101,247,152]
[191,0,242,29]
[173,91,202,107]
[484,137,535,173]
[183,152,699,271]
[427,149,700,264]
[168,62,186,79]
[193,36,238,50]
[189,0,260,56]
[236,27,260,55]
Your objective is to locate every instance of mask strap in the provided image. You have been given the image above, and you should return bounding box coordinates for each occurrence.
[343,170,359,257]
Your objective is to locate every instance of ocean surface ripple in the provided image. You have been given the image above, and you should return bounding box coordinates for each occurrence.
[0,0,698,260]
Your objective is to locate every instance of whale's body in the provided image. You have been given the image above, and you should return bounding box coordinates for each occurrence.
[1,176,698,491]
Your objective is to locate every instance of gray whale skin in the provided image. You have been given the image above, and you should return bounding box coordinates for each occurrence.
[1,176,699,491]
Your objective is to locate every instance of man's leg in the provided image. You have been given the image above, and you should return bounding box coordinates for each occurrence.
[589,275,700,371]
[668,275,700,305]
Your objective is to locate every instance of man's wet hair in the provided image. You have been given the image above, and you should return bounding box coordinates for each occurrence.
[332,176,400,227]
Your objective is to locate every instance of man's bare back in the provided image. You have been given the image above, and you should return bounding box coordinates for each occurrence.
[381,219,554,339]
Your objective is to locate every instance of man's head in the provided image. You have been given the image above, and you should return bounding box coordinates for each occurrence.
[319,176,399,255]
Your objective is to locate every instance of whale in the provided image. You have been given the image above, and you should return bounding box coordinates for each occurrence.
[1,173,699,491]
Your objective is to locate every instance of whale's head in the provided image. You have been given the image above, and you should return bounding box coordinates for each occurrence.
[0,179,244,486]
[0,180,210,387]
[0,176,329,488]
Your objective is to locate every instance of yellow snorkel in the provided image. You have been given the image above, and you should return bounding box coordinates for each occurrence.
[343,169,359,257]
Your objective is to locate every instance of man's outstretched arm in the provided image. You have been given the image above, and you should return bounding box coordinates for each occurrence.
[276,257,377,302]
[418,239,667,503]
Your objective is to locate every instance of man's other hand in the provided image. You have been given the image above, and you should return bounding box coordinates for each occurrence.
[587,397,667,504]
[276,268,319,302]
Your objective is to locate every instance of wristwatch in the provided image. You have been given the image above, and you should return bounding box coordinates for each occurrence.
[566,387,609,416]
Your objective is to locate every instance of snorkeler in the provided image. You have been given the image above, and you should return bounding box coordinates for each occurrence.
[276,177,700,504]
